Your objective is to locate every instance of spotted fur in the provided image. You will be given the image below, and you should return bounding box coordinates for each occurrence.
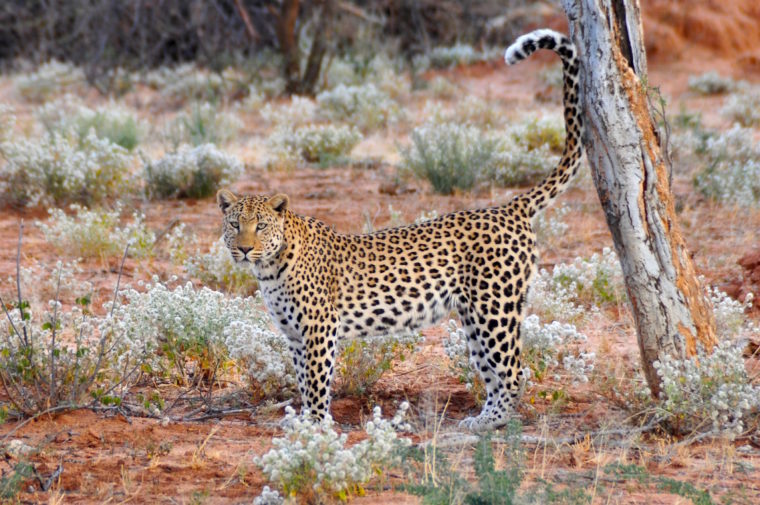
[217,29,582,431]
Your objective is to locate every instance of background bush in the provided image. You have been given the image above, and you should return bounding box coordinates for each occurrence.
[0,130,134,207]
[143,143,243,199]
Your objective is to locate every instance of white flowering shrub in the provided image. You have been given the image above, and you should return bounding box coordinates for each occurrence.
[0,261,124,415]
[0,104,17,143]
[428,76,459,100]
[323,53,408,99]
[695,124,757,164]
[510,115,565,153]
[335,332,422,396]
[0,130,135,206]
[142,63,229,104]
[163,102,241,148]
[143,143,243,199]
[37,96,142,150]
[654,341,760,438]
[15,259,91,306]
[371,55,410,100]
[267,124,362,167]
[106,278,293,394]
[181,235,258,294]
[253,486,283,505]
[37,205,155,258]
[427,44,500,68]
[706,284,755,340]
[242,86,266,112]
[488,115,564,186]
[539,63,564,90]
[422,96,503,129]
[693,125,760,206]
[696,159,760,206]
[721,87,760,127]
[526,269,585,323]
[533,204,570,244]
[442,320,485,403]
[548,247,626,306]
[224,317,296,398]
[687,72,738,95]
[443,315,594,404]
[260,96,317,127]
[14,60,86,102]
[520,315,595,385]
[316,83,400,131]
[255,404,411,502]
[649,287,757,438]
[400,122,499,194]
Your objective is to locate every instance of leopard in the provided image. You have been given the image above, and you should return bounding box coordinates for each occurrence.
[216,28,583,432]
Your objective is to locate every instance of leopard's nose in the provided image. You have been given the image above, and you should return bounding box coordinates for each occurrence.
[238,246,253,254]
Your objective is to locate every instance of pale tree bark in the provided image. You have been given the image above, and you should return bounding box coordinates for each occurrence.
[560,0,718,396]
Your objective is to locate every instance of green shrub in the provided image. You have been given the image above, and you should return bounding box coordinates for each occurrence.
[141,63,232,104]
[510,116,565,153]
[693,125,760,206]
[335,332,422,396]
[14,60,86,102]
[0,104,17,143]
[316,83,401,131]
[143,143,243,199]
[721,87,760,127]
[164,102,241,148]
[260,95,317,127]
[423,96,503,128]
[687,71,738,95]
[37,205,155,259]
[267,124,362,167]
[37,96,142,150]
[0,258,128,416]
[401,122,499,194]
[171,231,257,295]
[426,43,501,69]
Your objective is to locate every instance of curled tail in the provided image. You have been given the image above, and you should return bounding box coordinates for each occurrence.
[505,29,583,218]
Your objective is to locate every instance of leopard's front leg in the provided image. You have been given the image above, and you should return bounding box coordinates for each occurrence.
[291,317,338,421]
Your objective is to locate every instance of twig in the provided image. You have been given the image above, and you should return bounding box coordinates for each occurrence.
[15,220,28,346]
[1,404,77,444]
[233,0,260,42]
[181,398,293,423]
[151,218,180,248]
[336,1,384,24]
[49,261,63,406]
[40,462,64,492]
[183,408,258,422]
[422,416,663,449]
[81,242,131,399]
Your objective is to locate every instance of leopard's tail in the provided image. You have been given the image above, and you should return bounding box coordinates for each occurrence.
[505,29,583,218]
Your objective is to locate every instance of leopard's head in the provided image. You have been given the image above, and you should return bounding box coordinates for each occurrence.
[216,189,289,264]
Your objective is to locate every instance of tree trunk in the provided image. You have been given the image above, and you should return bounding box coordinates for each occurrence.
[277,0,302,94]
[276,0,334,96]
[560,0,718,396]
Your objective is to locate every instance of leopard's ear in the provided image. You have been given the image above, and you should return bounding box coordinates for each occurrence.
[267,193,289,214]
[217,189,238,213]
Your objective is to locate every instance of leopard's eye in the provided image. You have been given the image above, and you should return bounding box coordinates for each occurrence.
[231,222,239,230]
[256,222,267,232]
